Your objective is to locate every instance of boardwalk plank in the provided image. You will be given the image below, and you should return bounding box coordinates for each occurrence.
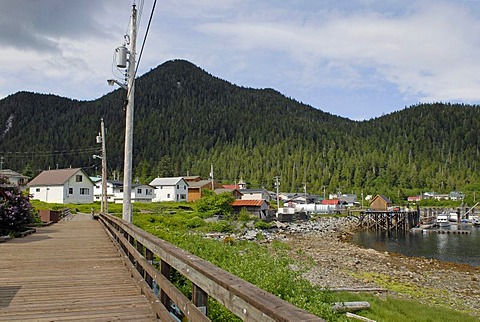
[0,214,157,321]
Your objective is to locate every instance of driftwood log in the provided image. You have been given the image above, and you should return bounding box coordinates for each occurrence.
[332,301,371,312]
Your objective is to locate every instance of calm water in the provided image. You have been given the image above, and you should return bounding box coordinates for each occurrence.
[352,224,480,267]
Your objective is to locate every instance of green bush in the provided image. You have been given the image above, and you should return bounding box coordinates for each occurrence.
[254,220,271,230]
[208,220,234,233]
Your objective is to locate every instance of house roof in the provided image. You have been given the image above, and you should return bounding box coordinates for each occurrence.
[28,168,88,186]
[372,194,392,204]
[149,177,185,186]
[188,180,214,188]
[322,199,340,205]
[223,184,241,189]
[215,188,242,194]
[239,188,267,193]
[184,176,202,182]
[0,169,29,179]
[232,199,265,207]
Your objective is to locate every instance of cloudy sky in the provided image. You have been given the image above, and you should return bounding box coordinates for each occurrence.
[2,0,480,120]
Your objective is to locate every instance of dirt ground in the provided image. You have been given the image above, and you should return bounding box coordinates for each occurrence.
[280,219,480,317]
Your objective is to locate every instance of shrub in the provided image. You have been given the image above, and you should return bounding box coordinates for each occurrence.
[254,220,271,230]
[0,177,34,235]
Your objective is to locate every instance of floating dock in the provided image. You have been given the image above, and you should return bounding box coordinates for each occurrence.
[411,228,471,234]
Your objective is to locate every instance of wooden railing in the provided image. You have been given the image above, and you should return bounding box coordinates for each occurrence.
[98,213,324,322]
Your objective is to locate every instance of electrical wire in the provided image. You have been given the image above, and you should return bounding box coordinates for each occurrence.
[0,148,101,159]
[134,0,157,79]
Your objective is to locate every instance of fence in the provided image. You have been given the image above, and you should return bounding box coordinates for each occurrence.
[98,213,324,322]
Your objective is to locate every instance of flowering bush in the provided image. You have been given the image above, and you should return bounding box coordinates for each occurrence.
[0,176,33,235]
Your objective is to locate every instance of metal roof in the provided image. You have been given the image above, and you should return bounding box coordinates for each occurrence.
[232,199,265,207]
[27,168,88,186]
[149,177,185,186]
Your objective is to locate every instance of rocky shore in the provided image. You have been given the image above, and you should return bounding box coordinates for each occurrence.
[266,216,480,317]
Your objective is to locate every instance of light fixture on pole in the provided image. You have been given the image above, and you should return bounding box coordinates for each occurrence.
[107,79,127,90]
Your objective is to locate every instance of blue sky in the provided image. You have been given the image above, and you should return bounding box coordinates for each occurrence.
[1,0,480,120]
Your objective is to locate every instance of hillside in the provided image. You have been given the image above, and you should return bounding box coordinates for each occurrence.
[1,59,479,198]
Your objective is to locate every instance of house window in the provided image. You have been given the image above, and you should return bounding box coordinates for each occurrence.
[167,193,170,198]
[146,189,152,195]
[184,185,186,190]
[180,194,186,199]
[177,185,179,189]
[80,188,90,195]
[120,189,123,193]
[69,188,73,194]
[36,188,40,192]
[177,194,179,200]
[137,188,142,194]
[160,186,163,189]
[75,175,83,182]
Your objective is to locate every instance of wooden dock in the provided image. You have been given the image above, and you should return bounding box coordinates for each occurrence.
[0,213,156,322]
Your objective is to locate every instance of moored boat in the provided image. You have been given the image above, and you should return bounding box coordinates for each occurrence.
[436,213,451,227]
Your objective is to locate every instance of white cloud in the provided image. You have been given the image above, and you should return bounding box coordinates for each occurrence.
[195,1,480,106]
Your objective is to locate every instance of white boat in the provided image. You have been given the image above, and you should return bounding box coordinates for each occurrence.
[471,216,480,226]
[448,212,458,223]
[436,213,451,227]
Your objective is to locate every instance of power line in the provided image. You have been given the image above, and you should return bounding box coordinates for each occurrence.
[134,0,157,79]
[0,147,101,159]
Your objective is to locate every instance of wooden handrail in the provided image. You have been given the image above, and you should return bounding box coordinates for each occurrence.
[98,213,324,322]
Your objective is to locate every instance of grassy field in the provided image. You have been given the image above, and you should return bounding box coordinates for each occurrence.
[30,201,479,321]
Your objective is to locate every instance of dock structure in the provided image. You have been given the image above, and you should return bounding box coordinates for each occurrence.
[358,210,420,232]
[0,213,156,321]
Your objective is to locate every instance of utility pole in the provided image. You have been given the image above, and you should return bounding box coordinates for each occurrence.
[101,118,108,214]
[210,164,214,190]
[123,4,137,223]
[275,176,281,215]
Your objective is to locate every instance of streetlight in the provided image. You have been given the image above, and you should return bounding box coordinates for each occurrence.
[107,79,127,90]
[94,118,108,214]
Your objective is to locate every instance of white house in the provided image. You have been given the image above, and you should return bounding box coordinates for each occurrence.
[149,177,188,202]
[0,169,29,187]
[93,180,154,203]
[28,168,94,204]
[239,188,271,202]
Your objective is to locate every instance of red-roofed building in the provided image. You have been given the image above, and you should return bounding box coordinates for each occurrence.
[232,199,269,219]
[321,199,340,205]
[222,184,241,190]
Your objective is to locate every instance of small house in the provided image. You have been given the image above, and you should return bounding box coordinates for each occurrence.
[369,195,392,211]
[149,177,188,202]
[187,180,222,202]
[232,199,269,219]
[214,188,243,199]
[28,168,94,204]
[0,169,29,188]
[239,188,271,202]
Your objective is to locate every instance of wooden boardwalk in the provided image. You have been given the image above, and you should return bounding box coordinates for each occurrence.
[0,213,157,322]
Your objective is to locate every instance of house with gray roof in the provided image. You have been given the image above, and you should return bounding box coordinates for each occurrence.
[28,168,94,204]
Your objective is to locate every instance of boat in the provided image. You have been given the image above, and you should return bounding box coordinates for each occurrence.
[448,212,459,223]
[471,216,480,226]
[436,213,451,227]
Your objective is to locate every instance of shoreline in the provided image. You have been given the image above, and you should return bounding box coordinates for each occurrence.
[272,217,480,317]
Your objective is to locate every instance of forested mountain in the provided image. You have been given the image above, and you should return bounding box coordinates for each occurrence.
[1,59,479,200]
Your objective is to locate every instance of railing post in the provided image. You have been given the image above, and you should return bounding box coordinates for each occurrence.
[160,260,172,309]
[145,248,154,288]
[193,284,208,315]
[128,235,135,264]
[136,241,145,276]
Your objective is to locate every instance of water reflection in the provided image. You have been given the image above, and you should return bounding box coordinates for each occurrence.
[352,225,480,266]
